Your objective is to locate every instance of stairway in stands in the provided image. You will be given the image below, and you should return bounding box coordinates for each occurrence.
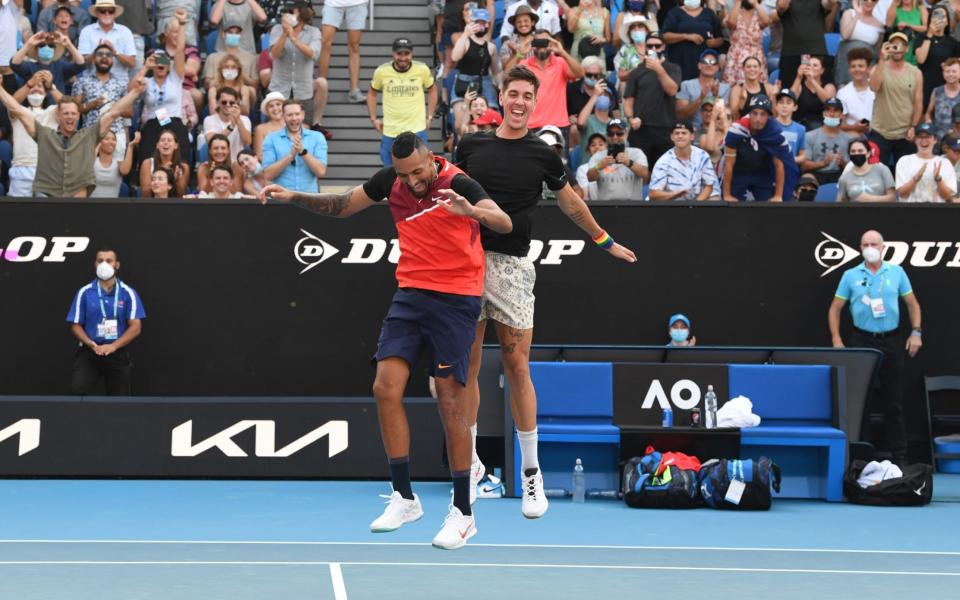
[316,0,442,189]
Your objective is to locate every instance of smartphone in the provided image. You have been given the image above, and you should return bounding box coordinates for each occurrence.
[466,81,480,95]
[860,118,870,125]
[646,49,658,58]
[465,1,478,11]
[532,38,550,49]
[801,54,811,66]
[608,142,626,157]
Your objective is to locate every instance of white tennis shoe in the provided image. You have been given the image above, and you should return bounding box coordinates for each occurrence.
[369,491,423,533]
[432,504,476,550]
[521,467,549,519]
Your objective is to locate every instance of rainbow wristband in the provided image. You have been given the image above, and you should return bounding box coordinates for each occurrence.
[593,230,614,250]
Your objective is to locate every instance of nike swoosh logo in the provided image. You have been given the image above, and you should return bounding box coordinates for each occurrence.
[914,482,926,496]
[438,363,453,369]
[459,525,473,539]
[480,485,502,493]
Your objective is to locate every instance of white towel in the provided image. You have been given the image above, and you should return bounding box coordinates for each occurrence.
[716,395,761,428]
[857,460,904,488]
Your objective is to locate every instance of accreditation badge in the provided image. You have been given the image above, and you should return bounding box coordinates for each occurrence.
[97,319,119,341]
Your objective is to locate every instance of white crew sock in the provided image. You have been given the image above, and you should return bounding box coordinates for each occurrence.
[470,423,480,465]
[517,428,539,473]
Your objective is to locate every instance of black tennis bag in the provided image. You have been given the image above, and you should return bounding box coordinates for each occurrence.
[621,457,701,509]
[698,457,781,510]
[844,460,934,506]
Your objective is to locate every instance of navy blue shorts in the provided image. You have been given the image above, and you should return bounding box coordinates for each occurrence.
[374,288,482,384]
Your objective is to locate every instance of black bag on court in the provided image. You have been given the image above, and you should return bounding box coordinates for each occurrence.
[698,457,781,510]
[621,457,701,509]
[844,460,933,506]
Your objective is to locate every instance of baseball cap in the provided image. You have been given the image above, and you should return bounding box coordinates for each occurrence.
[944,134,960,151]
[606,118,626,132]
[538,124,565,149]
[701,95,716,107]
[699,49,720,62]
[887,31,909,45]
[392,37,414,52]
[747,94,773,114]
[823,97,844,111]
[673,120,694,133]
[798,173,820,189]
[473,108,503,126]
[776,88,797,102]
[472,8,490,22]
[915,121,936,137]
[669,313,690,328]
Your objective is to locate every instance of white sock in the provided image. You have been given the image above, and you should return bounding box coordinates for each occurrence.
[517,428,539,473]
[470,424,480,465]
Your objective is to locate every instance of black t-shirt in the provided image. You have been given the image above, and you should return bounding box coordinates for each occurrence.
[566,80,621,119]
[362,163,488,205]
[727,136,771,174]
[623,61,683,128]
[456,131,567,256]
[780,0,827,57]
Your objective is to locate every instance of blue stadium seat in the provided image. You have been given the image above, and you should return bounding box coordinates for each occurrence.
[261,33,271,53]
[0,139,12,167]
[815,182,838,202]
[824,33,841,57]
[768,69,779,85]
[205,30,219,55]
[80,0,92,11]
[197,142,209,164]
[119,181,130,198]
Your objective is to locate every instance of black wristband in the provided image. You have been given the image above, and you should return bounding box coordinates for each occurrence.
[299,148,308,156]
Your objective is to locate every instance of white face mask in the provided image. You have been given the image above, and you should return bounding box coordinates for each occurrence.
[222,69,239,81]
[96,261,115,281]
[862,246,882,264]
[284,13,298,27]
[27,93,44,107]
[683,0,701,8]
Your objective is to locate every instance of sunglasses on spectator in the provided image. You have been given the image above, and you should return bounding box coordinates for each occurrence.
[221,100,237,106]
[607,130,626,137]
[586,71,603,78]
[98,8,116,14]
[95,51,114,58]
[646,43,664,50]
[700,58,718,65]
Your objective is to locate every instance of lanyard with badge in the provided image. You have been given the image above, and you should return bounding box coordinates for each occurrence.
[96,282,121,341]
[860,272,886,319]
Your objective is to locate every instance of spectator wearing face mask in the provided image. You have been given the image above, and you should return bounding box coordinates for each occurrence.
[623,31,682,168]
[613,0,658,52]
[661,0,724,81]
[575,81,614,166]
[802,97,852,184]
[793,172,820,201]
[210,0,268,55]
[207,54,258,116]
[568,55,619,126]
[237,148,269,195]
[67,248,146,396]
[450,8,501,110]
[837,138,896,202]
[615,16,651,84]
[576,133,605,199]
[3,75,58,197]
[204,25,260,92]
[10,31,87,97]
[667,313,696,347]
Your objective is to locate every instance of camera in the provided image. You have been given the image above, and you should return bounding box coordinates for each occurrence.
[608,143,625,158]
[532,38,550,49]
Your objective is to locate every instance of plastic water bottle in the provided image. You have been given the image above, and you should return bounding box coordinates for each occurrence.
[705,385,718,429]
[662,406,673,427]
[572,458,586,503]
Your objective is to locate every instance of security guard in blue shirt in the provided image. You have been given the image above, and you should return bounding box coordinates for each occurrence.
[828,230,922,464]
[66,248,146,395]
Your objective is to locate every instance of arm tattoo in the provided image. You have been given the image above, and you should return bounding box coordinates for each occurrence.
[291,190,352,216]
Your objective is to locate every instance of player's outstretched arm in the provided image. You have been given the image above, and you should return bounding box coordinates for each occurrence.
[259,184,378,218]
[436,189,513,234]
[556,184,637,263]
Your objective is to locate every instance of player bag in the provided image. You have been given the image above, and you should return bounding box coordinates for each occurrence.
[621,455,701,509]
[698,457,781,510]
[843,460,933,506]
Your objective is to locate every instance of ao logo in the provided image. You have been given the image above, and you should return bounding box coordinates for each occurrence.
[294,229,340,274]
[641,379,702,410]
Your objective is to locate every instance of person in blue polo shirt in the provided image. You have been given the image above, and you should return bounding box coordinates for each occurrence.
[262,98,328,192]
[828,229,922,464]
[66,248,146,395]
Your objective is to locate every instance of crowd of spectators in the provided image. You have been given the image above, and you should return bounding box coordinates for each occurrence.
[2,0,960,202]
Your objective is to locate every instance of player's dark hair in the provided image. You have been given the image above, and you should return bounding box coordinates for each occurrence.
[96,247,119,261]
[502,66,540,96]
[391,132,427,159]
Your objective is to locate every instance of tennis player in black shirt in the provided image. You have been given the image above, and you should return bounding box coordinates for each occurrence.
[457,66,637,519]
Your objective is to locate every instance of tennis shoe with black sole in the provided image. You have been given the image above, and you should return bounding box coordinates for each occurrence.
[432,504,476,550]
[369,491,423,533]
[521,467,549,519]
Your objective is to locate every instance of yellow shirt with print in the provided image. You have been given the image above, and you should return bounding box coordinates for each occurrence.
[371,61,435,138]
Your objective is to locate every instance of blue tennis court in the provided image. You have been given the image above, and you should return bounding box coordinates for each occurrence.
[0,476,957,599]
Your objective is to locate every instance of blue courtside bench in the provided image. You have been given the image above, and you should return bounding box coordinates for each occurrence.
[728,364,846,501]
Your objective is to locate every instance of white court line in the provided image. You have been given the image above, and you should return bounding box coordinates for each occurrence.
[0,539,958,556]
[0,560,956,577]
[329,563,348,600]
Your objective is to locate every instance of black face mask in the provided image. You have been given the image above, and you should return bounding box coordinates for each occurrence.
[741,0,752,9]
[797,187,817,201]
[850,154,868,167]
